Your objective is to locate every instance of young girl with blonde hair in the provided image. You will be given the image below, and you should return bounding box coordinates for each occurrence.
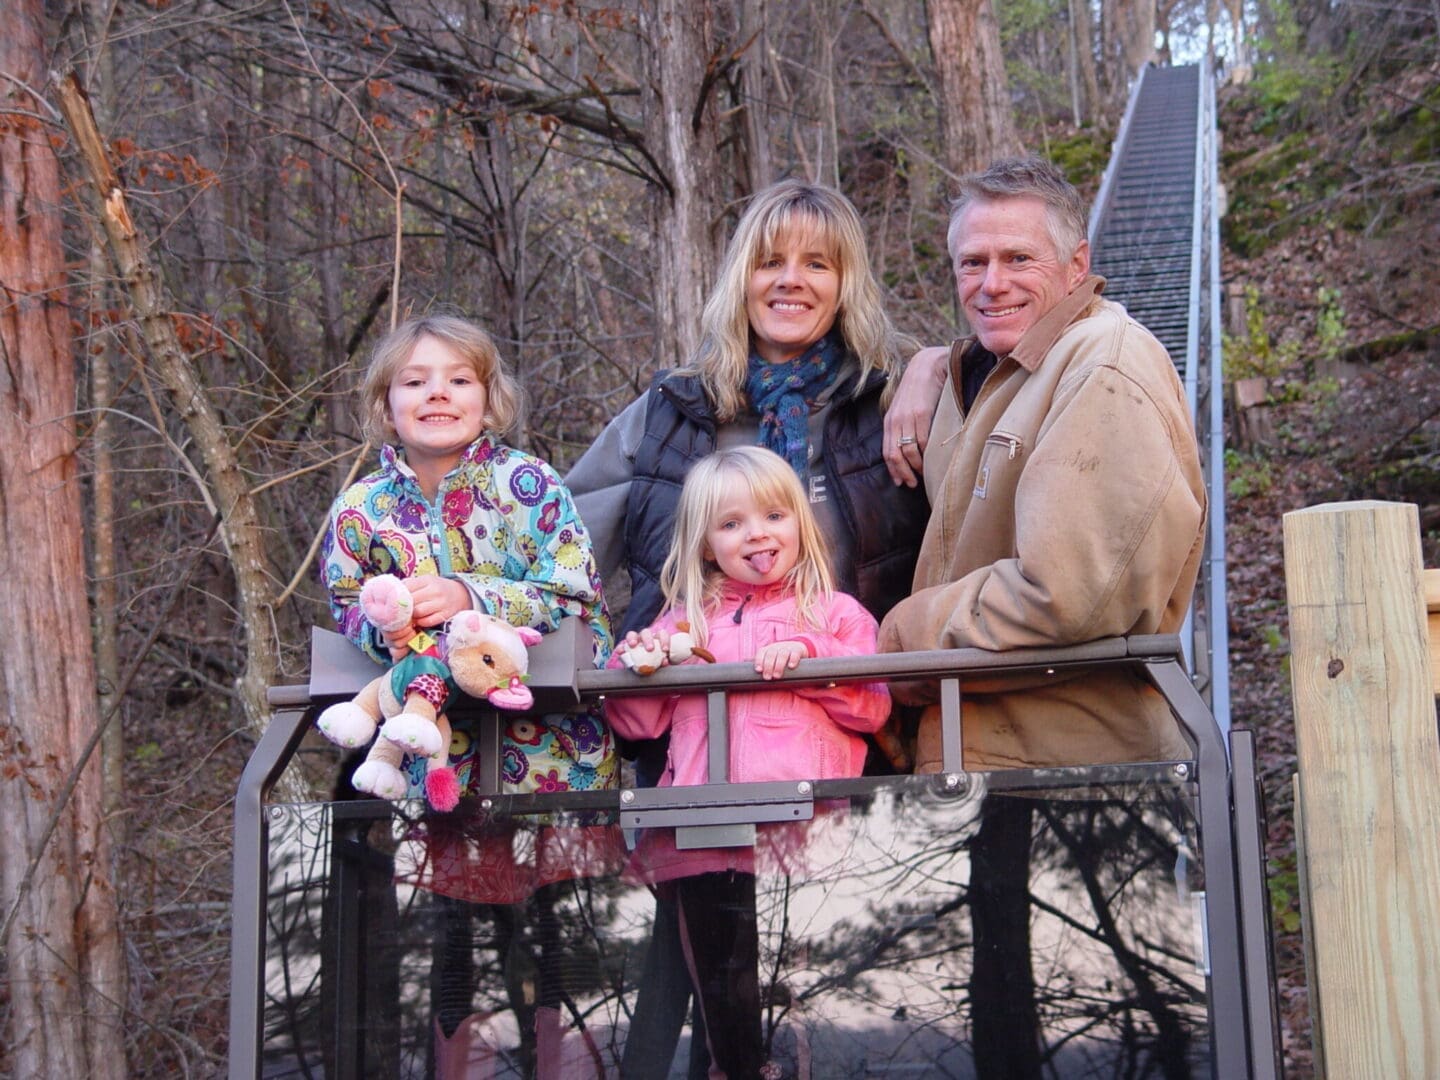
[321,315,621,1072]
[605,446,889,1079]
[608,445,889,778]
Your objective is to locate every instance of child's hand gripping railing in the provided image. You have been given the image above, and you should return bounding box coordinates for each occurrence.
[230,619,1279,1080]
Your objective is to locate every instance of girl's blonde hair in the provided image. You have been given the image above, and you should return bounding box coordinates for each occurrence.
[658,446,835,645]
[358,315,524,445]
[679,179,917,420]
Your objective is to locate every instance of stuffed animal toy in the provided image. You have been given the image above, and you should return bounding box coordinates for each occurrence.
[617,621,716,676]
[316,576,541,811]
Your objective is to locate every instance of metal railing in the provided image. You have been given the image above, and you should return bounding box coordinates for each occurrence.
[229,619,1279,1079]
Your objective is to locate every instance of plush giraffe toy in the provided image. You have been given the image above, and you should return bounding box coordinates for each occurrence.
[316,575,540,811]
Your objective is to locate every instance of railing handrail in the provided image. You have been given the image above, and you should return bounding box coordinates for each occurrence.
[270,625,1190,707]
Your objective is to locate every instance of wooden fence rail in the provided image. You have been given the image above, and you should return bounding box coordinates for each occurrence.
[1283,500,1440,1077]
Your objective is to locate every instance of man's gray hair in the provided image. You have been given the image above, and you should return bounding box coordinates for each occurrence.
[946,157,1088,263]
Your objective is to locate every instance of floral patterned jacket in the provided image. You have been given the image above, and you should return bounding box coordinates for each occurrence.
[320,435,617,796]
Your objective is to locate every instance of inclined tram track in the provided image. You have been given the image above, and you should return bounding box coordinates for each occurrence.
[1089,61,1232,735]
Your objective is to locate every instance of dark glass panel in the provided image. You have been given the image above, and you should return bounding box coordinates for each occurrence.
[261,778,1209,1078]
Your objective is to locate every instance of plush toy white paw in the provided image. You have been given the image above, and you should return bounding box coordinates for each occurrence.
[668,627,702,664]
[360,573,415,634]
[380,711,445,756]
[619,639,669,676]
[317,701,380,748]
[620,621,716,676]
[352,759,408,800]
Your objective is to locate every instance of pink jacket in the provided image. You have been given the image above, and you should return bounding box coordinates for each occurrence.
[605,581,889,787]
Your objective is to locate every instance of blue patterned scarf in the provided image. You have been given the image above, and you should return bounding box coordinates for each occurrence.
[745,331,847,476]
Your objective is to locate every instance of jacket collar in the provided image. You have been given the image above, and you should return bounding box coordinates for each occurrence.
[715,578,790,608]
[1007,275,1107,373]
[380,433,497,493]
[947,275,1108,387]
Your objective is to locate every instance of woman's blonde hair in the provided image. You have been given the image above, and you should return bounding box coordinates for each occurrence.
[679,179,916,420]
[358,315,524,445]
[658,446,835,645]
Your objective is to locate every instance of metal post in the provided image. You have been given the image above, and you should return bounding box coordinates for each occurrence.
[706,690,729,783]
[1143,658,1250,1080]
[228,698,313,1080]
[1230,728,1282,1079]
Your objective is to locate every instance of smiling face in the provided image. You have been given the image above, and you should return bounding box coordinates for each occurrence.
[745,227,842,364]
[952,195,1090,357]
[386,334,489,482]
[703,480,801,588]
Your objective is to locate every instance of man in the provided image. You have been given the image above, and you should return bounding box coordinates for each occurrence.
[878,157,1206,771]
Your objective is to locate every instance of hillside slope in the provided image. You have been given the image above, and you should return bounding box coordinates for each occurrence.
[1219,55,1440,1076]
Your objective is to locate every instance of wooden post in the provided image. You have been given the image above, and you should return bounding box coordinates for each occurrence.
[1283,500,1440,1076]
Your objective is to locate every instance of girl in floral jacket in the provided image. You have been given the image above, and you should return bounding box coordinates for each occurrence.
[321,315,621,1072]
[320,314,616,801]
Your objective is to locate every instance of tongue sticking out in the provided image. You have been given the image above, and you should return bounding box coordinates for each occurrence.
[746,550,777,575]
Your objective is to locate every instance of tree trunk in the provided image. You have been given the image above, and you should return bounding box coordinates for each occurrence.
[926,0,1022,179]
[0,8,127,1075]
[813,0,842,188]
[1120,0,1157,79]
[57,75,282,735]
[738,0,772,192]
[73,0,126,840]
[640,0,731,366]
[1069,0,1102,125]
[89,244,124,832]
[1225,0,1249,68]
[1101,0,1155,107]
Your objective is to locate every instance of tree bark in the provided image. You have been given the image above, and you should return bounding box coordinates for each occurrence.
[1076,0,1103,125]
[639,0,731,366]
[73,0,126,842]
[0,8,127,1075]
[926,0,1022,179]
[57,74,282,735]
[1101,0,1155,108]
[1120,0,1157,80]
[1224,0,1250,68]
[738,0,772,192]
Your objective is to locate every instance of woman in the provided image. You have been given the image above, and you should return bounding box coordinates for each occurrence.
[567,178,929,1079]
[568,178,929,638]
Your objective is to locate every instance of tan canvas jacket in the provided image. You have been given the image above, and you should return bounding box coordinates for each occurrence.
[878,277,1206,770]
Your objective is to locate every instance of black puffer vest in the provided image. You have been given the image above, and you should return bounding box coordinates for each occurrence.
[621,369,930,635]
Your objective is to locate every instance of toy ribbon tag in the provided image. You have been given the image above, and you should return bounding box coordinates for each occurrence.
[407,629,439,656]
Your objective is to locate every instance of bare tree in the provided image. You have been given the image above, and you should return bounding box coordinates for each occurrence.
[59,75,286,733]
[639,0,735,364]
[0,7,126,1074]
[1100,0,1156,108]
[1070,0,1104,122]
[926,0,1022,178]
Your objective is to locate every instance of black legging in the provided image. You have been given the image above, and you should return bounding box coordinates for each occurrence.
[673,872,763,1079]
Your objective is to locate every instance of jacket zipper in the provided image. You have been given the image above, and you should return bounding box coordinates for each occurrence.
[985,432,1022,460]
[428,495,454,576]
